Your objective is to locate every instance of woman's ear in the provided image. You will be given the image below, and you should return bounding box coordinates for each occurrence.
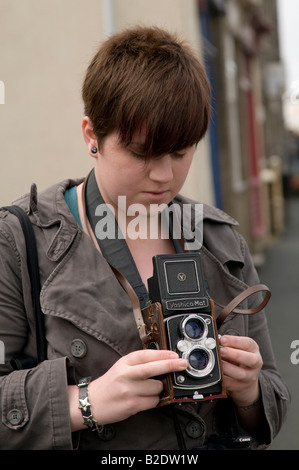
[82,116,99,157]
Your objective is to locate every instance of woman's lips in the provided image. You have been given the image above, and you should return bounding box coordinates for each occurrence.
[143,190,169,200]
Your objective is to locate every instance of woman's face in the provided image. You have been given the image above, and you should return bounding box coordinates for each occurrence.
[93,130,196,218]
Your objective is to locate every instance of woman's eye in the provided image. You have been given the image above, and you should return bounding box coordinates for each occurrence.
[131,151,146,160]
[128,147,186,160]
[172,152,185,159]
[127,147,147,160]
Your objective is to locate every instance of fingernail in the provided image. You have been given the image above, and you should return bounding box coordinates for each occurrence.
[220,347,227,357]
[220,336,227,346]
[169,352,179,358]
[177,359,188,369]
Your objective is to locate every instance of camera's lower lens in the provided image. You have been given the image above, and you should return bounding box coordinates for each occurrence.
[189,348,209,371]
[183,344,215,378]
[184,317,205,340]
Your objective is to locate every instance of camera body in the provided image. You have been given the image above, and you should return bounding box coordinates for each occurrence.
[142,253,226,405]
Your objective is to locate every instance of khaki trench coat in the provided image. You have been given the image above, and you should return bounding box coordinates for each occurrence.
[0,179,289,449]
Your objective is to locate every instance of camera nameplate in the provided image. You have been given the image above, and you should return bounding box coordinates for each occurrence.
[165,297,209,311]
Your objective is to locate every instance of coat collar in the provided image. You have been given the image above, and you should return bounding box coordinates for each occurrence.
[173,194,244,266]
[14,179,243,266]
[173,193,239,226]
[14,178,84,262]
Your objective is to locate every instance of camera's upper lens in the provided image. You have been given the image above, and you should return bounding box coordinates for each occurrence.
[189,348,209,371]
[185,319,204,339]
[183,316,206,340]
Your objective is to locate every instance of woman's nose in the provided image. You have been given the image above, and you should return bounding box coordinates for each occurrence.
[148,155,173,183]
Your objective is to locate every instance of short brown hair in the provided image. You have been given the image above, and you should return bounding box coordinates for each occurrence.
[82,26,211,156]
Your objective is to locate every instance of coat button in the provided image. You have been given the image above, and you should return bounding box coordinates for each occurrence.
[71,339,87,358]
[185,419,204,439]
[7,409,23,426]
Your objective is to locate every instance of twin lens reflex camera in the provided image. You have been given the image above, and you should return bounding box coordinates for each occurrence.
[141,253,226,404]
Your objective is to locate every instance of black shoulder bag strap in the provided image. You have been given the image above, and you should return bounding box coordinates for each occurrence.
[3,205,47,365]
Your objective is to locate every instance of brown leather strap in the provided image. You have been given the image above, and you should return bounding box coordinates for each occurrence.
[215,284,271,329]
[77,175,149,344]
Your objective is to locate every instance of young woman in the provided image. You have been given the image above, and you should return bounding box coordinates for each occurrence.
[0,26,289,450]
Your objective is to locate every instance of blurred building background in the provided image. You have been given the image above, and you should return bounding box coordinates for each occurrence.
[198,0,288,260]
[0,0,290,255]
[0,0,293,261]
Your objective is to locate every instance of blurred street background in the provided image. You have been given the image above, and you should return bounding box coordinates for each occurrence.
[258,196,299,450]
[1,0,299,450]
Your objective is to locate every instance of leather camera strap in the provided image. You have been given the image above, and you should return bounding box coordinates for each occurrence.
[214,284,271,329]
[85,169,150,309]
[76,174,271,338]
[77,175,149,344]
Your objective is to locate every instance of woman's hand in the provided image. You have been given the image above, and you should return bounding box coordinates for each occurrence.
[69,349,187,431]
[219,335,263,406]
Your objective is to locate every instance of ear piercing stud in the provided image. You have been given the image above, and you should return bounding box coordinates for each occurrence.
[91,146,98,154]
